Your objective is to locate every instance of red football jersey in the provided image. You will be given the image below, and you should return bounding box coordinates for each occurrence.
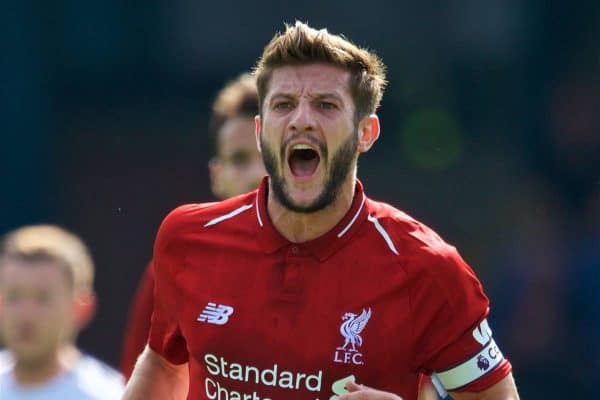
[149,178,511,400]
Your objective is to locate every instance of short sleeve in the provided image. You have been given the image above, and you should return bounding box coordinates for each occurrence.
[147,208,191,365]
[411,245,511,392]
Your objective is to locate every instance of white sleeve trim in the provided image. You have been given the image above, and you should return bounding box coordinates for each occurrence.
[337,194,365,238]
[367,214,399,255]
[435,339,504,391]
[203,204,253,227]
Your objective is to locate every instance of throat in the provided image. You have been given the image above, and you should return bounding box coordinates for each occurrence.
[267,178,357,243]
[289,149,320,177]
[13,346,80,386]
[13,357,63,386]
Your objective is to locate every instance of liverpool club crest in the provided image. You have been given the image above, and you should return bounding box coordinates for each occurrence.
[333,308,372,365]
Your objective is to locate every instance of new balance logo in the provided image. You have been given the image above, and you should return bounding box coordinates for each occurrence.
[197,302,234,325]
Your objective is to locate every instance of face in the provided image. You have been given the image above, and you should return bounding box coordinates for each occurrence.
[0,260,75,366]
[257,64,362,213]
[210,117,266,199]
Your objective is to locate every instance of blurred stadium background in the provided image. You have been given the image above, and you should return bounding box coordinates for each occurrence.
[1,1,598,398]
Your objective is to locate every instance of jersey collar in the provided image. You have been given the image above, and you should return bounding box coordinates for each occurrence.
[253,176,369,261]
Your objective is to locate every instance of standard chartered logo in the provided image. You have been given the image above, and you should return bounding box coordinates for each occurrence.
[204,353,323,400]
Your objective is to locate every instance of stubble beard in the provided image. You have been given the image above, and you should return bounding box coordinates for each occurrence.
[260,131,358,213]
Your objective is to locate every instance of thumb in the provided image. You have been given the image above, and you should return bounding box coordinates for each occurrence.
[338,381,405,400]
[344,380,364,392]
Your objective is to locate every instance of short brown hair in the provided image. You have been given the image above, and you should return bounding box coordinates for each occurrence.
[0,225,94,293]
[209,72,259,140]
[254,21,387,121]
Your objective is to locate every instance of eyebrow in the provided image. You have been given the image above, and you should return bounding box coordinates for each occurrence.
[268,93,296,105]
[312,93,344,105]
[269,92,344,104]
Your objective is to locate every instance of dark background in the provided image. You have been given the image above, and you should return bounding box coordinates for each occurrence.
[2,1,598,398]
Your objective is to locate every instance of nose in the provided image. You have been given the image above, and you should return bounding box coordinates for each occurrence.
[288,99,315,133]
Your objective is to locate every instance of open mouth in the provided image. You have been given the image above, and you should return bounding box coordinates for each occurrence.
[288,144,320,178]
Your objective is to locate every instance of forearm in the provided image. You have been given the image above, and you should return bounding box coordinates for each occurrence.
[449,373,520,400]
[122,346,189,400]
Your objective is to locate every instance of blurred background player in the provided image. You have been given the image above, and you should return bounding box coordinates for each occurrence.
[0,225,124,399]
[119,72,266,379]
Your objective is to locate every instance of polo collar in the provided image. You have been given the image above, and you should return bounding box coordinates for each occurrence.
[254,176,369,261]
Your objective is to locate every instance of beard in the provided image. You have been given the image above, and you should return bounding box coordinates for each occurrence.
[261,131,358,213]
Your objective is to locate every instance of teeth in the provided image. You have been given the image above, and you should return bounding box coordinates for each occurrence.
[292,144,314,151]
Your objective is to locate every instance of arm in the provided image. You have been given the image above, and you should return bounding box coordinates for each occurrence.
[336,373,519,400]
[120,262,155,379]
[337,381,402,399]
[450,373,519,400]
[122,345,188,400]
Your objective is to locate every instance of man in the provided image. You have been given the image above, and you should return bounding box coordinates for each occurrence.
[123,22,520,400]
[0,225,124,399]
[207,72,267,199]
[119,72,266,379]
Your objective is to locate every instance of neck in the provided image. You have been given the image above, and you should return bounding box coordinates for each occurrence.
[267,174,357,243]
[12,345,80,386]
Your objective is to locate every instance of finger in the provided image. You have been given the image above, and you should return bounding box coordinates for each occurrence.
[345,380,364,392]
[337,382,404,400]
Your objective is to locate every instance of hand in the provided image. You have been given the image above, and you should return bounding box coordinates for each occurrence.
[336,381,404,400]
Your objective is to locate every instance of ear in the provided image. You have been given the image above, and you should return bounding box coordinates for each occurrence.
[357,114,380,153]
[254,115,262,153]
[72,291,96,331]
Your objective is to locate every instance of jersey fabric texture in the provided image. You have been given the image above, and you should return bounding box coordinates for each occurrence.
[0,353,124,399]
[149,177,511,400]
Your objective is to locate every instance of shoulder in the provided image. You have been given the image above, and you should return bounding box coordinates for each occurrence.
[0,353,12,387]
[0,350,14,392]
[74,355,124,399]
[159,193,256,238]
[365,198,454,259]
[365,198,481,294]
[155,192,257,249]
[0,349,13,374]
[0,368,14,396]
